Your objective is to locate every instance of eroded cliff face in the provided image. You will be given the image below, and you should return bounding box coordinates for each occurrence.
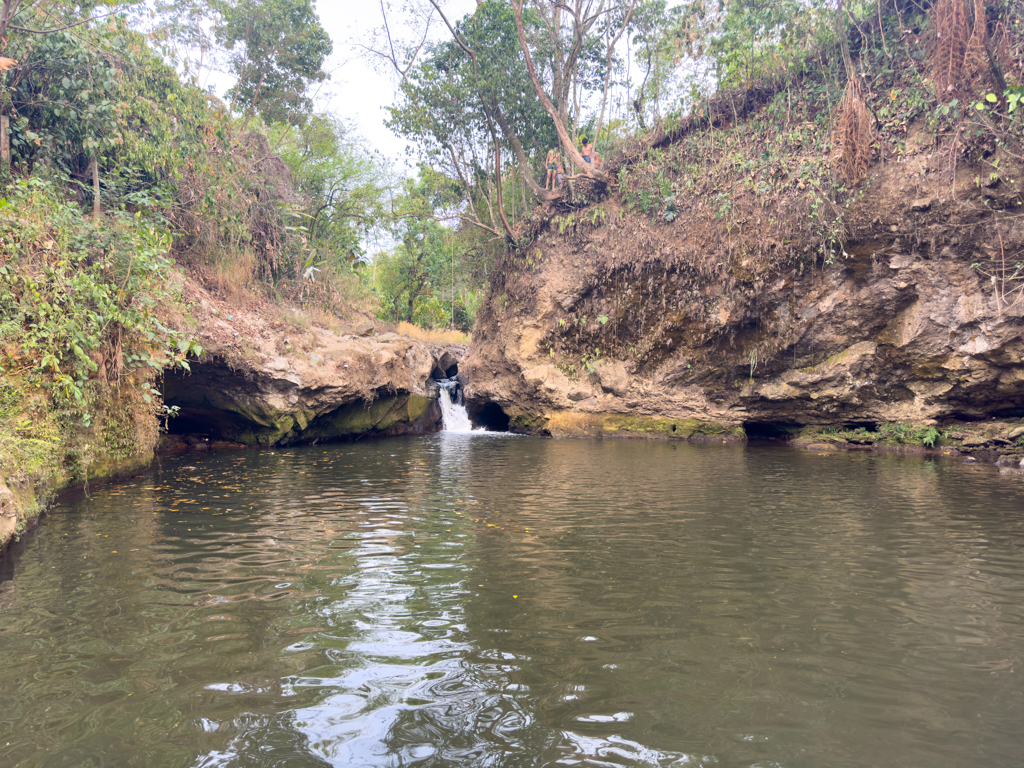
[162,295,464,447]
[462,132,1024,440]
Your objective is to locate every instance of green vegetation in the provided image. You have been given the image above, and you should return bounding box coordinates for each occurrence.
[810,423,945,448]
[0,1,400,544]
[0,178,199,408]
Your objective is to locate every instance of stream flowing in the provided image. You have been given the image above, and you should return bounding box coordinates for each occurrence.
[2,437,1024,768]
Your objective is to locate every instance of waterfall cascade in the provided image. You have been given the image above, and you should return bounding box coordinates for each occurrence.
[434,378,477,433]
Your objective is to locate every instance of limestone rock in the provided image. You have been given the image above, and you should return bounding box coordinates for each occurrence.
[458,129,1024,437]
[163,322,446,446]
[961,435,989,447]
[2,481,21,548]
[355,321,375,336]
[522,364,551,390]
[1008,426,1024,439]
[540,368,572,400]
[520,364,572,402]
[595,360,629,397]
[568,384,592,402]
[433,348,461,379]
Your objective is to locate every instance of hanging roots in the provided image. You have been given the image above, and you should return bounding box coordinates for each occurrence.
[926,0,989,96]
[832,77,874,184]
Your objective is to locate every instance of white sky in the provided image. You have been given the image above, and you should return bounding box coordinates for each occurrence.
[314,0,480,172]
[182,1,682,176]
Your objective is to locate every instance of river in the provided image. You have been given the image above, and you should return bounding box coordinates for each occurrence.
[2,435,1023,767]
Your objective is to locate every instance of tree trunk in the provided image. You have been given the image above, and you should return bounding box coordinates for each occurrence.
[491,106,550,198]
[92,157,101,217]
[0,116,9,167]
[512,0,606,182]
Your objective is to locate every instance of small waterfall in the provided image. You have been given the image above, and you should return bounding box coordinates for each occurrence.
[435,378,476,433]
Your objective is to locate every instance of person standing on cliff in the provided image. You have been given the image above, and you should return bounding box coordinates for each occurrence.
[581,137,593,164]
[545,148,558,190]
[555,156,565,188]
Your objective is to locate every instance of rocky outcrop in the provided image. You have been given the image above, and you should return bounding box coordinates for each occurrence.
[0,481,18,551]
[1,294,466,557]
[462,131,1024,441]
[163,304,465,446]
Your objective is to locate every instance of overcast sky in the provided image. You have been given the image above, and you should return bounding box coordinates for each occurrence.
[313,0,479,171]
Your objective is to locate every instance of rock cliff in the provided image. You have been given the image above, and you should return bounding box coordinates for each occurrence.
[161,291,464,448]
[462,126,1024,444]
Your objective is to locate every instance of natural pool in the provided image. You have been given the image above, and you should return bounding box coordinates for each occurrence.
[2,436,1023,767]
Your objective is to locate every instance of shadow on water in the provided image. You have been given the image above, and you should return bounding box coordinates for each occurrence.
[2,438,1024,767]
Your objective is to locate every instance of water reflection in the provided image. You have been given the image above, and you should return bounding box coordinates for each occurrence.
[1,439,1024,767]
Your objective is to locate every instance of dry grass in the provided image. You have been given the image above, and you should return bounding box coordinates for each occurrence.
[207,249,257,307]
[397,322,471,345]
[832,77,875,183]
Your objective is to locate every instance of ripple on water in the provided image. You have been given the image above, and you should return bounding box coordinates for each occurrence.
[2,440,1024,767]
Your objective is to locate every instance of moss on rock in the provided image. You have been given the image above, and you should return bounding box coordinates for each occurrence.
[508,410,551,434]
[538,410,744,440]
[0,376,159,557]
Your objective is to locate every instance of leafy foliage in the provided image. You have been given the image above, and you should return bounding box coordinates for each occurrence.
[373,173,483,332]
[216,0,333,126]
[0,177,200,407]
[1,13,234,220]
[274,116,391,266]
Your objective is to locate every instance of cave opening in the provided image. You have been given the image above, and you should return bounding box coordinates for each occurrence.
[742,421,804,440]
[431,361,459,380]
[468,402,510,432]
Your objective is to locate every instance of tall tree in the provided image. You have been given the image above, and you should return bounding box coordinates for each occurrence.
[378,0,636,205]
[217,0,332,127]
[510,0,618,183]
[387,2,559,236]
[275,116,392,265]
[149,0,332,127]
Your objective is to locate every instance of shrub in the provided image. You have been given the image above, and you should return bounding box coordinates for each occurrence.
[0,176,200,406]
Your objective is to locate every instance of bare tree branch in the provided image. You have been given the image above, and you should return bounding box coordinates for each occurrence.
[427,0,474,59]
[367,0,435,77]
[1,0,123,38]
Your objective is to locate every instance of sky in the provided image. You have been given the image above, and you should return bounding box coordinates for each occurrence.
[313,0,480,170]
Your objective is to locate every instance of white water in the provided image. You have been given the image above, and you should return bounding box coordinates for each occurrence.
[437,385,477,433]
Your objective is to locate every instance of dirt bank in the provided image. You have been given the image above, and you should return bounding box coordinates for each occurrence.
[462,113,1024,460]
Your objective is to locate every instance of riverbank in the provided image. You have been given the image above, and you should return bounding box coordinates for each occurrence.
[0,278,466,557]
[463,23,1024,450]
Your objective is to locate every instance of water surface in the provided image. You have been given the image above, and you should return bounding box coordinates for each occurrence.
[2,437,1024,767]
